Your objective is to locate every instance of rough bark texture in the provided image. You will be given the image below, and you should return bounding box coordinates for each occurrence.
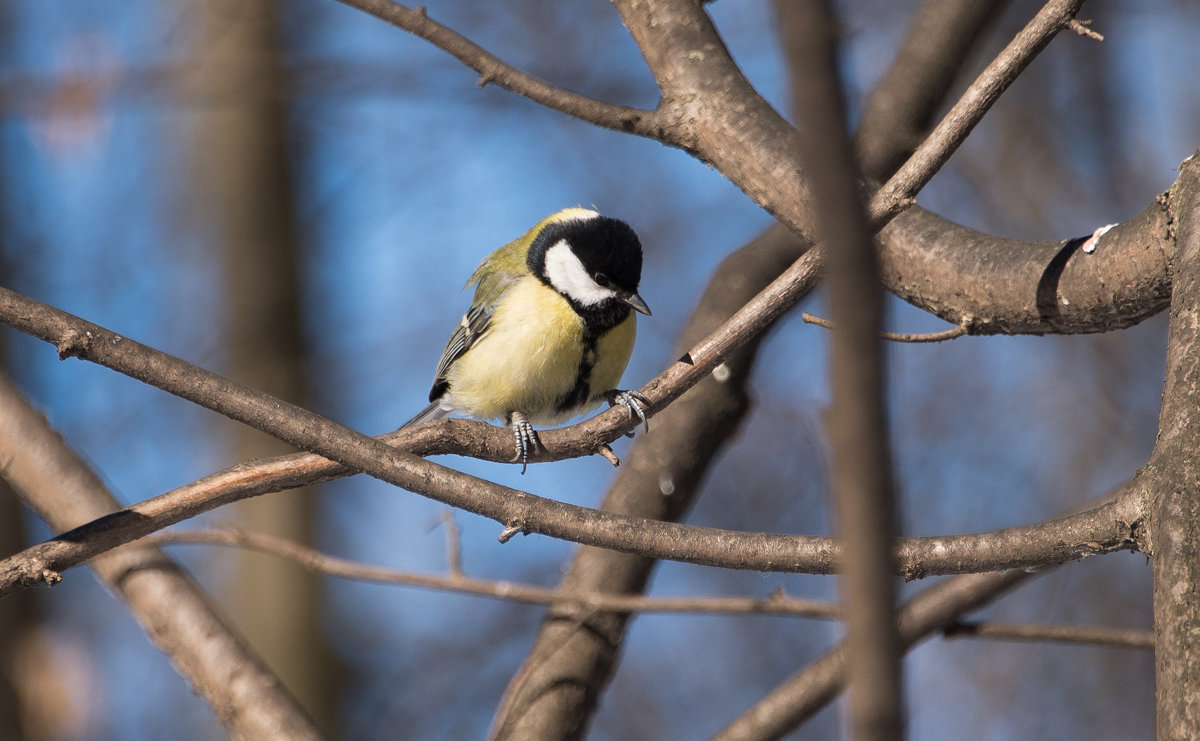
[878,199,1172,335]
[1149,149,1200,738]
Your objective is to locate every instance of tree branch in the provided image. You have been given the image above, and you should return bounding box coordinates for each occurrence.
[801,312,969,344]
[1145,146,1200,735]
[943,620,1152,650]
[878,194,1173,334]
[0,373,323,741]
[152,527,842,620]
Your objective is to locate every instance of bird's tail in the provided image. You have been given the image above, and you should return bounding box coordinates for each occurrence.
[401,400,453,429]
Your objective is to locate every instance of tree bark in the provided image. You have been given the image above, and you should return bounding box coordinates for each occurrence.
[1148,148,1200,738]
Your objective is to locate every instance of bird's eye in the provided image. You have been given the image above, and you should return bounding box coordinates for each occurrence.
[594,273,611,287]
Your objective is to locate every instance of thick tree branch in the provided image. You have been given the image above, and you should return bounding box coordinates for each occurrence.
[0,373,323,741]
[878,170,1174,336]
[615,0,828,239]
[1145,148,1200,735]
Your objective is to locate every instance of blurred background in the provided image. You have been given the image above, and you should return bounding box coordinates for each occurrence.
[0,0,1194,738]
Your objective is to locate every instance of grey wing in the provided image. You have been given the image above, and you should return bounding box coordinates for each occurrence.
[428,301,493,402]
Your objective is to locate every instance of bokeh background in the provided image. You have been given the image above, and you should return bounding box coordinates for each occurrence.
[1,0,1195,738]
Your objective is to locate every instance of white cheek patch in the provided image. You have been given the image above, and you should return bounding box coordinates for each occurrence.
[544,240,617,307]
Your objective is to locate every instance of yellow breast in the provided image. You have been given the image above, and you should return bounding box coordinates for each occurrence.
[445,277,637,425]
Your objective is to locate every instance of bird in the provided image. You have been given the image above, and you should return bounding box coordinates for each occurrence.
[402,207,651,471]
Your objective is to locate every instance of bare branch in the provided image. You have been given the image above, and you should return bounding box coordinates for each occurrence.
[878,195,1173,335]
[1067,18,1105,41]
[944,621,1151,650]
[151,528,842,620]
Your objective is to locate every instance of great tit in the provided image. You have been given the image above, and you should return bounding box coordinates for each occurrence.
[403,207,651,470]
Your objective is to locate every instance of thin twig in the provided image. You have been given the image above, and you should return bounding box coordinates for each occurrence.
[944,620,1152,650]
[151,528,842,619]
[802,312,969,343]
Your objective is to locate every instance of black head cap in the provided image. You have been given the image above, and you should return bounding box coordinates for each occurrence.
[529,216,642,290]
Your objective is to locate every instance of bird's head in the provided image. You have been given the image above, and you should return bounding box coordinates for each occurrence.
[527,208,651,318]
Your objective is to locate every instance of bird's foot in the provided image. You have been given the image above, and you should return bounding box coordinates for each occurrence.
[606,390,650,435]
[509,411,540,474]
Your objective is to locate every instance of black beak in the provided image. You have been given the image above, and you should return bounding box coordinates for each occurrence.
[623,292,651,316]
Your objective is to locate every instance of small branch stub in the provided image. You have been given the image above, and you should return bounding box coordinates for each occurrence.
[597,444,621,467]
[498,523,524,544]
[1068,18,1104,41]
[55,328,87,359]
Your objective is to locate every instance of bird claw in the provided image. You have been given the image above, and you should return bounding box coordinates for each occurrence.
[509,411,540,474]
[606,390,650,434]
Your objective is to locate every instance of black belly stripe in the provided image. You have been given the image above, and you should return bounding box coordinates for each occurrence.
[557,332,600,413]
